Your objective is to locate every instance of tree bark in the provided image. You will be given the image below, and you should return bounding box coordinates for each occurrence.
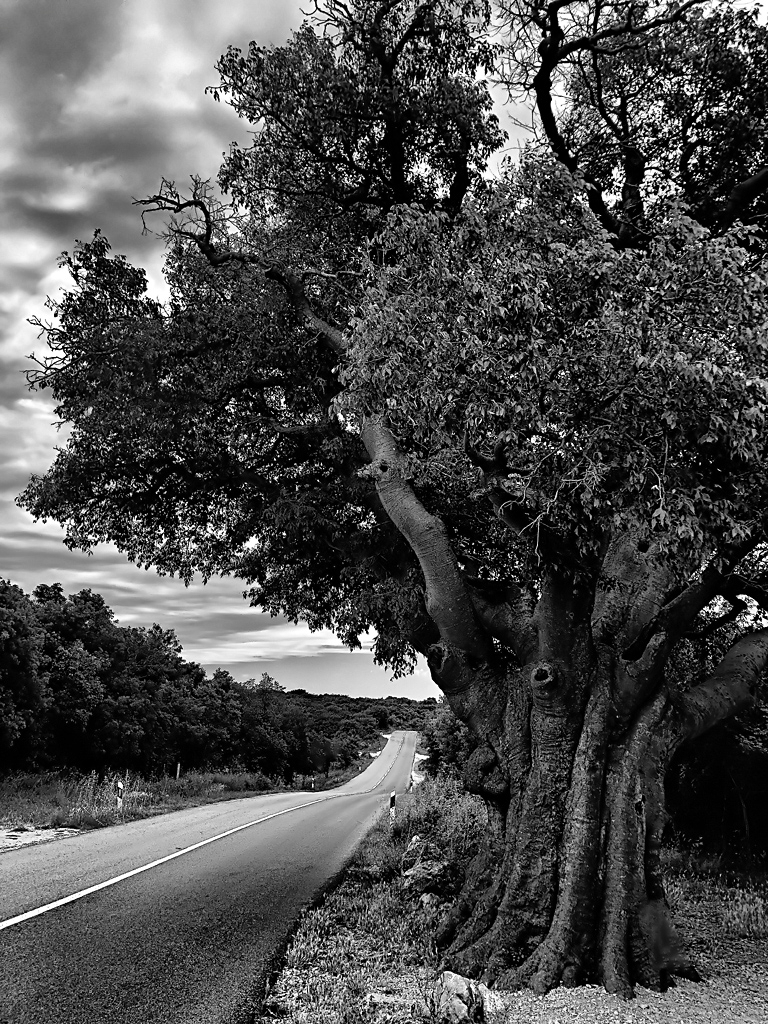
[429,558,768,998]
[356,418,765,999]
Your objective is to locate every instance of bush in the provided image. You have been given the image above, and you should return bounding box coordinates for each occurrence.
[391,774,487,867]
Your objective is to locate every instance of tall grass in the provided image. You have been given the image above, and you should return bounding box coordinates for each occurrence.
[721,882,768,938]
[661,842,768,940]
[265,773,488,1022]
[0,769,273,830]
[390,773,487,864]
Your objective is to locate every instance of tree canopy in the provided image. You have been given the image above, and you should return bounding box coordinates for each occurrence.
[19,0,768,999]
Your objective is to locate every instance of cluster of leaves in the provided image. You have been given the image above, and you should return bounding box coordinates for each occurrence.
[0,579,433,779]
[343,156,768,572]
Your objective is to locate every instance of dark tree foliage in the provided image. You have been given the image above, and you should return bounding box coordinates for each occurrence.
[0,580,45,767]
[422,694,478,775]
[17,0,768,999]
[0,582,429,777]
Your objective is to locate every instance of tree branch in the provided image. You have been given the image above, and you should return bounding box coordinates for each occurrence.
[622,539,760,662]
[468,583,539,666]
[533,61,620,236]
[135,184,347,356]
[528,0,703,241]
[361,414,491,664]
[679,628,768,741]
[721,166,768,228]
[683,595,748,639]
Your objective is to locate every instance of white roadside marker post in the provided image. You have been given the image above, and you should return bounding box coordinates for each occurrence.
[176,762,181,780]
[389,790,396,825]
[116,779,124,813]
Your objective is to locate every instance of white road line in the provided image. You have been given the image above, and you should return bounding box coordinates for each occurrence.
[0,798,322,933]
[0,733,413,934]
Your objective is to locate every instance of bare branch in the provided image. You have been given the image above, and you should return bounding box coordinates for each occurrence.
[135,182,348,356]
[555,2,702,62]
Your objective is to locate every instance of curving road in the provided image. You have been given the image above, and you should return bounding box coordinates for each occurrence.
[0,730,418,1024]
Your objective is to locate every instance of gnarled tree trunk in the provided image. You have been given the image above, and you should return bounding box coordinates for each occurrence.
[427,550,768,997]
[358,424,768,998]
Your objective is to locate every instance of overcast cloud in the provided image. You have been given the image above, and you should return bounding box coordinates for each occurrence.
[0,0,438,698]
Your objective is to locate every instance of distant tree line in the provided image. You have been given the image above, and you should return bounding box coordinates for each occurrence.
[0,580,433,779]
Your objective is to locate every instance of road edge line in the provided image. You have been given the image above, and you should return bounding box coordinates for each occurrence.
[0,798,321,933]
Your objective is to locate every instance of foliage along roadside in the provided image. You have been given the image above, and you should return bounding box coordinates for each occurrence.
[0,752,379,834]
[0,579,435,780]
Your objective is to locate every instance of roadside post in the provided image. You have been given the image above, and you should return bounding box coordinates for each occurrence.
[389,790,396,824]
[176,762,181,780]
[116,779,124,812]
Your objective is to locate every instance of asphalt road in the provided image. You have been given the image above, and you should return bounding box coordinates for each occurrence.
[0,730,418,1024]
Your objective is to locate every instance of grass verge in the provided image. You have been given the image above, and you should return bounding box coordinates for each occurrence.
[262,774,768,1024]
[0,769,276,830]
[0,751,381,833]
[262,774,487,1023]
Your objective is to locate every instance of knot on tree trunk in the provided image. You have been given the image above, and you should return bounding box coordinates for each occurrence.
[463,743,509,799]
[530,661,559,707]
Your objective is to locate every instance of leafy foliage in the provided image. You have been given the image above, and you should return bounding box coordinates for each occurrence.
[0,581,431,778]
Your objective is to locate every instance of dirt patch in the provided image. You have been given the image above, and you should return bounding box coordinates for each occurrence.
[0,825,80,852]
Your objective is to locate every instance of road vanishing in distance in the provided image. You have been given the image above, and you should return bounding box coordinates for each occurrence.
[0,730,418,1024]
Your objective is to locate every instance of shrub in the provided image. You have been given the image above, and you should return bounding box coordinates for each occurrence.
[721,885,768,939]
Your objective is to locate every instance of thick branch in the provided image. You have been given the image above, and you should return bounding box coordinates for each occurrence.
[679,628,768,741]
[684,595,748,639]
[468,584,538,666]
[361,414,491,662]
[264,266,346,355]
[721,165,768,228]
[533,62,619,236]
[622,540,760,662]
[720,571,768,611]
[531,0,702,241]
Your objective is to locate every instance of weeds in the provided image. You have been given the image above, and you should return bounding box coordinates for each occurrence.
[265,773,485,1023]
[721,883,768,938]
[390,773,487,865]
[0,768,276,831]
[662,841,768,943]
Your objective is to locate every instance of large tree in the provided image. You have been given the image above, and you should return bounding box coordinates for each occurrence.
[20,0,768,998]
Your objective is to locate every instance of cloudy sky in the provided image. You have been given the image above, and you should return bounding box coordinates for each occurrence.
[0,0,440,699]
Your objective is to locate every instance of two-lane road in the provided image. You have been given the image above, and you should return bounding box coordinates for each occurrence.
[0,730,418,1024]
